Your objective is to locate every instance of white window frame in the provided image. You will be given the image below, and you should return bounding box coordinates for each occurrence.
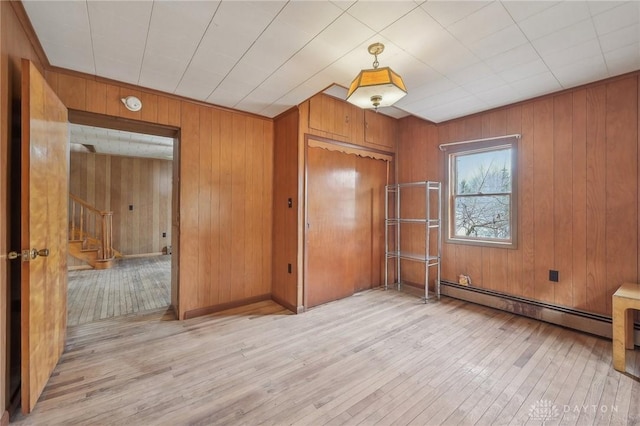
[443,136,518,249]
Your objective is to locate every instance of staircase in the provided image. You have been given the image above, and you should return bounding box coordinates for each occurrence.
[69,194,121,269]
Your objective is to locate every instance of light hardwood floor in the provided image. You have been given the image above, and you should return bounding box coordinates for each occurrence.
[67,256,171,326]
[12,289,640,425]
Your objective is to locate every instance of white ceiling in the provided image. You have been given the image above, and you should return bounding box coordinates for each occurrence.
[70,123,174,160]
[23,1,640,123]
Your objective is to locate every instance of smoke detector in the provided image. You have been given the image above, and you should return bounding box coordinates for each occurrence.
[121,96,142,112]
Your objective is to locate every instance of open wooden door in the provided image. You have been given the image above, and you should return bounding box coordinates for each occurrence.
[19,59,69,414]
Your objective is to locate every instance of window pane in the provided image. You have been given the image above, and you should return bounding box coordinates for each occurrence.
[455,148,511,194]
[454,195,510,239]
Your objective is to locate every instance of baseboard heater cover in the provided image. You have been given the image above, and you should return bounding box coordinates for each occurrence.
[440,281,639,344]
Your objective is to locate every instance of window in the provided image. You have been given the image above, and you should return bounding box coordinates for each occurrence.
[445,137,518,248]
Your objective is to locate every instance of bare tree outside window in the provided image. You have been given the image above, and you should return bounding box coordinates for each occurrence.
[446,140,517,248]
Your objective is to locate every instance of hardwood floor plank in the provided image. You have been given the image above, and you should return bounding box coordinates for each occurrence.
[10,289,638,425]
[67,256,171,326]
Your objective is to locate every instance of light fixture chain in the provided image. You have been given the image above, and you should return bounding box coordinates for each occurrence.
[373,54,379,69]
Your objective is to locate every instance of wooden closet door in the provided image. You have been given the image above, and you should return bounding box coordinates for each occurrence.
[354,155,387,291]
[306,146,387,308]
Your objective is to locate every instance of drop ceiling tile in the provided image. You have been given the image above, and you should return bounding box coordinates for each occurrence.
[185,51,238,80]
[238,2,343,74]
[462,74,509,95]
[39,41,96,75]
[467,25,528,59]
[235,86,282,113]
[421,1,491,27]
[92,36,143,64]
[403,86,472,111]
[604,43,640,75]
[330,1,357,11]
[449,62,495,85]
[587,1,628,16]
[238,23,314,74]
[531,18,597,56]
[379,7,444,58]
[130,69,180,95]
[517,1,591,40]
[426,40,479,75]
[592,2,640,35]
[315,13,375,49]
[277,82,323,107]
[474,84,518,105]
[23,0,89,25]
[501,1,559,22]
[447,2,515,44]
[226,62,274,89]
[347,1,419,32]
[207,78,255,106]
[484,43,540,73]
[599,24,639,53]
[552,54,609,88]
[499,58,550,83]
[279,1,344,36]
[510,71,562,98]
[174,67,226,101]
[395,77,457,106]
[87,1,153,40]
[417,95,487,123]
[199,1,286,61]
[542,38,603,70]
[138,53,188,92]
[26,23,91,52]
[94,55,141,86]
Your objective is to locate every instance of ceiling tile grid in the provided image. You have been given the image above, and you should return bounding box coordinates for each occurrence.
[22,0,640,123]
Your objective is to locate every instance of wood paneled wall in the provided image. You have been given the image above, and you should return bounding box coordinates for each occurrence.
[0,1,47,417]
[69,152,172,256]
[272,108,299,311]
[46,70,274,320]
[397,74,640,317]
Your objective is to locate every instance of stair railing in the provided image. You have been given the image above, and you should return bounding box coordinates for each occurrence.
[69,193,114,260]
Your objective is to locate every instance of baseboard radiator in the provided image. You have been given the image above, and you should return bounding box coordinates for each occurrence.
[440,281,640,344]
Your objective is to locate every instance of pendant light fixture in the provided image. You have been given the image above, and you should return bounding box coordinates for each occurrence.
[346,42,407,110]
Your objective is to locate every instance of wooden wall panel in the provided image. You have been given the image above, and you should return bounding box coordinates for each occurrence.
[397,74,640,317]
[553,93,573,307]
[572,90,587,311]
[50,69,274,319]
[520,103,535,300]
[506,106,523,297]
[69,152,173,256]
[272,109,299,310]
[605,78,638,314]
[585,85,607,314]
[532,98,554,304]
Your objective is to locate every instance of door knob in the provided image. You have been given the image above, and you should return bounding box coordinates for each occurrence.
[30,248,49,259]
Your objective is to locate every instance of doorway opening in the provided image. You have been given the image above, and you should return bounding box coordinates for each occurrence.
[66,112,180,326]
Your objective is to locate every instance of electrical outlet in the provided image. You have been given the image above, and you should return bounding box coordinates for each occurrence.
[129,205,133,211]
[162,232,166,238]
[549,270,559,282]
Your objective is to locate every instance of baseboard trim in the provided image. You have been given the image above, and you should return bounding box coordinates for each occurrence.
[270,294,298,314]
[1,410,9,426]
[68,264,93,271]
[121,252,164,259]
[441,281,639,344]
[183,293,272,319]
